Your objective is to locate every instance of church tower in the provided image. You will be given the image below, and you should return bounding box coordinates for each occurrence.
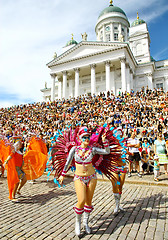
[129,12,151,63]
[95,0,130,42]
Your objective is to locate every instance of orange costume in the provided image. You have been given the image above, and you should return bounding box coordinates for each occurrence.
[0,137,48,200]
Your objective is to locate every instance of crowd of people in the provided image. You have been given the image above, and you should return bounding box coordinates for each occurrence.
[0,86,168,181]
[1,86,168,236]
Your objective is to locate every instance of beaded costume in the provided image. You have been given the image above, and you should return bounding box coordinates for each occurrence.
[47,125,127,183]
[47,125,127,237]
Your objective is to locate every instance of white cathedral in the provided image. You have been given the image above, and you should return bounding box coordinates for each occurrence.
[41,0,168,101]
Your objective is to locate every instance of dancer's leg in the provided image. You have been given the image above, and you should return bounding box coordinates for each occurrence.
[111,173,120,214]
[74,179,86,208]
[84,178,97,234]
[118,172,126,211]
[85,178,97,206]
[12,182,20,199]
[17,175,27,194]
[111,173,120,193]
[74,179,86,236]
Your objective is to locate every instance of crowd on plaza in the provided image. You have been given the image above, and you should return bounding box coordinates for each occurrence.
[0,86,168,181]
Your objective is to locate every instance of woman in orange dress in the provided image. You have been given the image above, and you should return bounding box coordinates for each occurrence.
[3,136,48,202]
[4,140,27,202]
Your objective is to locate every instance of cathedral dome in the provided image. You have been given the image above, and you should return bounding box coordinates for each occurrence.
[99,3,127,18]
[95,1,129,42]
[131,12,146,27]
[66,34,77,46]
[66,39,77,47]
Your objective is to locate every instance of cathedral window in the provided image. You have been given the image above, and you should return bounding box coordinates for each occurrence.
[114,33,118,41]
[105,26,110,31]
[106,34,111,42]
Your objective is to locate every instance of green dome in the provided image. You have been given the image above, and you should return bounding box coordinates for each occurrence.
[99,4,127,18]
[66,39,77,47]
[131,19,145,27]
[131,13,146,27]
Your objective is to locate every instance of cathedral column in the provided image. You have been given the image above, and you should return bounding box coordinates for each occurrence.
[62,71,67,99]
[105,61,111,92]
[74,68,80,98]
[165,77,168,92]
[103,25,106,41]
[119,23,122,37]
[50,73,56,101]
[146,73,153,90]
[133,74,136,90]
[130,69,133,91]
[125,63,131,93]
[58,78,62,99]
[124,27,128,41]
[90,64,96,96]
[111,65,115,95]
[69,79,74,98]
[120,58,127,93]
[110,23,114,41]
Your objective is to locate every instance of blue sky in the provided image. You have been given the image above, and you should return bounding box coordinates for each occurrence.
[0,0,168,108]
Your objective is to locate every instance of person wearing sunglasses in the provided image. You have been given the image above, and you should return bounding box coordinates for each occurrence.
[59,126,110,236]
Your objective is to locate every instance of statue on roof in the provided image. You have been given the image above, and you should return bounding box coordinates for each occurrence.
[53,52,57,59]
[81,32,88,41]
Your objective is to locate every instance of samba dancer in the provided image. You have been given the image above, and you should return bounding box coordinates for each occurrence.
[59,126,110,236]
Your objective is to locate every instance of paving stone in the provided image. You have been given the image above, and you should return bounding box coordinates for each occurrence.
[1,175,168,240]
[136,232,145,240]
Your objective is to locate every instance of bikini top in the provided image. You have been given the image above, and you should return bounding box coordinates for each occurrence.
[61,141,110,176]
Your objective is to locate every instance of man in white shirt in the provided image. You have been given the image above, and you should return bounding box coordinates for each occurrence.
[127,132,142,177]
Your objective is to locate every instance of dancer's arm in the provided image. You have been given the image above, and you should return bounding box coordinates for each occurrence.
[93,133,110,155]
[3,155,12,166]
[59,146,75,184]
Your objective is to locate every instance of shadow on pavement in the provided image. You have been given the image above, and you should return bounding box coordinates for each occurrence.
[92,192,167,235]
[18,181,75,206]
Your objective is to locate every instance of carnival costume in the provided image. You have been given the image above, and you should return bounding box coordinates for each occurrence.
[47,125,127,236]
[0,136,48,200]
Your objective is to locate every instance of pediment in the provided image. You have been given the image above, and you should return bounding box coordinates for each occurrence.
[47,41,126,67]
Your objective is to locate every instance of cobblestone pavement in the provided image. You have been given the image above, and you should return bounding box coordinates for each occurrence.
[0,174,168,240]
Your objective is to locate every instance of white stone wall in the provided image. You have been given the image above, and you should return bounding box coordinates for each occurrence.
[129,23,150,63]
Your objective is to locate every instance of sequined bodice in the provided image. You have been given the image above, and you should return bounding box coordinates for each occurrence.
[62,144,110,174]
[75,146,93,163]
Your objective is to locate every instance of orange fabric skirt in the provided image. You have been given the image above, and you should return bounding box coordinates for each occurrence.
[28,137,48,155]
[0,139,47,199]
[23,150,48,180]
